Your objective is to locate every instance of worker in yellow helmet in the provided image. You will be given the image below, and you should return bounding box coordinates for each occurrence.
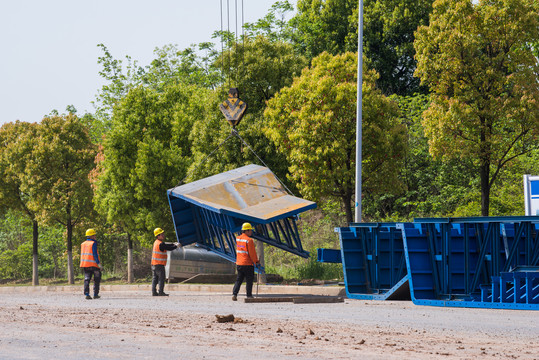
[151,228,181,296]
[80,229,101,300]
[232,222,260,301]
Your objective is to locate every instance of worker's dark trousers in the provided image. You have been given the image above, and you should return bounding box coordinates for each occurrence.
[83,267,101,296]
[233,265,255,297]
[151,264,166,294]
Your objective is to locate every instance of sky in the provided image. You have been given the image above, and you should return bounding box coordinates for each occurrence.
[0,0,286,125]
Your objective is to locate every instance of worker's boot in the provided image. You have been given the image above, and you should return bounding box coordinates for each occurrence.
[232,295,237,301]
[85,295,92,300]
[93,295,101,299]
[158,292,169,296]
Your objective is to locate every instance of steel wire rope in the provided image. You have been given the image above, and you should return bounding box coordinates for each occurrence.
[220,0,224,88]
[227,0,231,89]
[231,129,295,196]
[242,0,245,83]
[173,132,235,189]
[173,2,292,198]
[235,0,238,86]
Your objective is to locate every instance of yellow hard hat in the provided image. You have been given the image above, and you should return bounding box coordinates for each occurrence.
[86,229,96,237]
[154,228,165,237]
[241,223,253,231]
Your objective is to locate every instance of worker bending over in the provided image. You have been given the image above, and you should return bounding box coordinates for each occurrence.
[232,223,260,301]
[151,228,180,296]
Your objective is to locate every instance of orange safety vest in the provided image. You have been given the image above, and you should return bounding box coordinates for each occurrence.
[235,233,259,266]
[80,240,98,268]
[151,239,168,265]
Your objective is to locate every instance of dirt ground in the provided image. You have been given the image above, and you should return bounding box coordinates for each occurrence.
[0,288,537,360]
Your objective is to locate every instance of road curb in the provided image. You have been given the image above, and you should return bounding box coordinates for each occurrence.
[0,283,346,297]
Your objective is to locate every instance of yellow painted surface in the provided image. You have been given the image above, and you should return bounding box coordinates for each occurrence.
[178,166,313,219]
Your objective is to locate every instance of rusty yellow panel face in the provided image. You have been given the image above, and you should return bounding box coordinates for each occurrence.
[173,165,315,220]
[189,183,243,210]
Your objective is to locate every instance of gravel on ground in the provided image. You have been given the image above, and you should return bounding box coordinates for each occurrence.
[0,288,537,360]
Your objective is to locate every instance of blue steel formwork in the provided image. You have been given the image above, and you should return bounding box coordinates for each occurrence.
[399,216,539,310]
[334,216,539,309]
[335,223,411,300]
[167,165,316,263]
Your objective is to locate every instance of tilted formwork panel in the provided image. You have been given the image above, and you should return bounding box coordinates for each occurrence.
[398,216,539,310]
[167,164,316,263]
[335,223,411,300]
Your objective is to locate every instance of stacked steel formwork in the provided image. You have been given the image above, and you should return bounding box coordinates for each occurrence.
[335,223,410,300]
[332,216,539,310]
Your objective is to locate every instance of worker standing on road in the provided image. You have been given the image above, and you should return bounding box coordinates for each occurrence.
[151,228,180,296]
[80,229,101,300]
[232,223,260,301]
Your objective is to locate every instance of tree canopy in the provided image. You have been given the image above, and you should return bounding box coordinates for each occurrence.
[265,52,407,223]
[93,83,205,245]
[21,114,97,283]
[415,0,539,216]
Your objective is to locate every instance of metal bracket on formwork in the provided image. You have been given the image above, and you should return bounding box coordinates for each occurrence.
[167,164,316,262]
[219,88,247,128]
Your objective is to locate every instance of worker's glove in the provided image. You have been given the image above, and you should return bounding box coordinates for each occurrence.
[255,264,265,273]
[175,242,182,248]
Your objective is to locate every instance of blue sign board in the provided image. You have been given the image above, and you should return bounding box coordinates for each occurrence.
[524,175,539,215]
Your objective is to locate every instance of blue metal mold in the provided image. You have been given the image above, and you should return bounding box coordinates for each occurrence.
[335,216,539,309]
[399,216,539,310]
[167,164,316,262]
[317,248,342,263]
[335,223,411,300]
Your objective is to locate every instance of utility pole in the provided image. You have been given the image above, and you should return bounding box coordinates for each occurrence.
[355,0,364,223]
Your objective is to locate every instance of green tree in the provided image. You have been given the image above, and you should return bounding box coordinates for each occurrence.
[37,223,66,278]
[244,1,296,42]
[0,210,32,279]
[188,36,307,188]
[290,0,357,58]
[22,114,97,284]
[265,52,407,223]
[0,121,41,285]
[361,0,434,95]
[414,0,539,216]
[93,44,145,125]
[217,36,308,114]
[143,42,221,90]
[289,0,433,95]
[94,43,220,127]
[93,83,203,261]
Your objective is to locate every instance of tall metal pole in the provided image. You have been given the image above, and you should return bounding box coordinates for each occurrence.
[355,0,363,223]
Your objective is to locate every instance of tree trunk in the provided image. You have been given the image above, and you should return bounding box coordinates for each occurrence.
[480,163,490,216]
[66,221,74,284]
[479,127,491,217]
[343,193,354,224]
[67,250,74,284]
[127,232,134,283]
[255,240,266,284]
[32,220,39,286]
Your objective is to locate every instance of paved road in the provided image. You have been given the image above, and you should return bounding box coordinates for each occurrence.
[0,287,537,359]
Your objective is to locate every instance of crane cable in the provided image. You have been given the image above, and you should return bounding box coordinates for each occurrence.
[174,2,293,196]
[221,0,245,88]
[174,128,294,197]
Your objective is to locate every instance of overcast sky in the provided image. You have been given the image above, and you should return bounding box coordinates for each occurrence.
[0,0,286,125]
